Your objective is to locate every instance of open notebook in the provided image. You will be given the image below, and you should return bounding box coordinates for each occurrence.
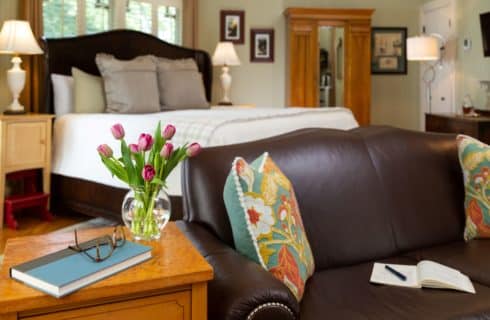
[370,260,475,294]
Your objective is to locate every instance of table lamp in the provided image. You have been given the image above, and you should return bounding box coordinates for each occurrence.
[0,20,43,114]
[212,42,241,106]
[407,34,445,113]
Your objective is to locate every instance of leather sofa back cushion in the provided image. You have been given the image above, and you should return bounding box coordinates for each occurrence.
[359,128,465,251]
[457,134,490,241]
[182,127,465,270]
[223,153,315,300]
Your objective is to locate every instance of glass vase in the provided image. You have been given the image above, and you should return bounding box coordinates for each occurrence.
[121,187,171,241]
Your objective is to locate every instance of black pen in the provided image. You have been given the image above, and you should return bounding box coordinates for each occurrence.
[385,265,407,281]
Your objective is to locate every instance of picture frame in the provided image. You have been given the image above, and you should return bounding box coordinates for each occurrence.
[220,10,245,44]
[250,29,274,63]
[371,27,407,74]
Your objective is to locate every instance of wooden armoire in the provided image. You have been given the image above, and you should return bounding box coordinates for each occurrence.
[284,8,375,125]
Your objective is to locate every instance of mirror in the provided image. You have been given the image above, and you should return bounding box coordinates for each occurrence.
[318,26,344,107]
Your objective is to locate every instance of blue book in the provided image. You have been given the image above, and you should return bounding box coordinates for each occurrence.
[10,238,152,298]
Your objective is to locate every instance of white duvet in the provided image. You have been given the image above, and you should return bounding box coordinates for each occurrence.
[52,107,358,195]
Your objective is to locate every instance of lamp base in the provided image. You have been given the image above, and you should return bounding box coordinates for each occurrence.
[5,56,27,116]
[218,101,233,106]
[219,66,233,106]
[4,109,26,115]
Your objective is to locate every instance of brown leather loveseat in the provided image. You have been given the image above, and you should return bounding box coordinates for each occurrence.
[176,127,490,320]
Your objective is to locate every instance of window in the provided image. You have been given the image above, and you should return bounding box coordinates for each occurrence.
[42,0,182,44]
[85,0,111,34]
[43,0,78,38]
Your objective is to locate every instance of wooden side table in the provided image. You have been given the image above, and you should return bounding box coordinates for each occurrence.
[425,113,490,144]
[0,114,54,228]
[0,223,213,320]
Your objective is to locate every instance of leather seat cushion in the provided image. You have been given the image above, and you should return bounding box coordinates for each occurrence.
[405,240,490,287]
[301,256,490,320]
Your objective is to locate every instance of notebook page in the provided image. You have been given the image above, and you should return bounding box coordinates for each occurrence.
[370,263,420,288]
[417,260,475,294]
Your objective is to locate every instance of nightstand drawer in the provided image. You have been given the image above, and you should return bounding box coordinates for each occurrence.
[5,121,47,169]
[22,291,191,320]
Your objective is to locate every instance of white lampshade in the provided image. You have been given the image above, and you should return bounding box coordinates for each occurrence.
[212,42,241,66]
[0,20,43,55]
[407,36,439,61]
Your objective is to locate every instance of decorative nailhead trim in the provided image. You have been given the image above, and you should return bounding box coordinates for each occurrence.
[246,302,295,320]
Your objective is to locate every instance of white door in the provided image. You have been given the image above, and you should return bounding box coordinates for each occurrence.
[420,0,457,129]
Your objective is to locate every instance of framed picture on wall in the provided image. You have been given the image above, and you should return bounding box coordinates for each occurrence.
[250,29,274,62]
[220,10,245,44]
[371,27,407,74]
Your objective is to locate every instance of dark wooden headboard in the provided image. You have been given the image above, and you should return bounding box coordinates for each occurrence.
[42,29,212,114]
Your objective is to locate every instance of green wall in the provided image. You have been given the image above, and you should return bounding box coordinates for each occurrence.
[199,0,425,130]
[456,0,490,109]
[1,0,427,130]
[0,1,19,110]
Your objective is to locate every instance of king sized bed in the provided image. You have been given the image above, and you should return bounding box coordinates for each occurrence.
[43,30,358,221]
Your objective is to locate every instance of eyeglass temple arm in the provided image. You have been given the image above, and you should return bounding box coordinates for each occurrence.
[74,229,79,246]
[95,240,101,260]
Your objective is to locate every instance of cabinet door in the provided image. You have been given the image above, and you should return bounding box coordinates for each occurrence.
[288,20,318,107]
[345,22,371,125]
[5,121,47,170]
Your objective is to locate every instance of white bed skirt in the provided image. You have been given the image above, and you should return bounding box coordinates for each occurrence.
[52,107,358,196]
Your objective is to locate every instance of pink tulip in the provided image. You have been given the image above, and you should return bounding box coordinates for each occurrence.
[162,124,176,140]
[129,144,139,153]
[138,133,154,151]
[97,144,113,157]
[186,143,202,157]
[160,142,174,159]
[110,123,125,140]
[142,165,156,181]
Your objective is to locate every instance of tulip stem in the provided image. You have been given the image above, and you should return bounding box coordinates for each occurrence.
[130,185,161,240]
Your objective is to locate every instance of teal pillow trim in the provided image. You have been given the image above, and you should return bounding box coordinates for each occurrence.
[223,155,266,267]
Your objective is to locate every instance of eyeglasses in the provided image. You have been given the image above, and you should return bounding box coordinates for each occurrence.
[68,226,126,263]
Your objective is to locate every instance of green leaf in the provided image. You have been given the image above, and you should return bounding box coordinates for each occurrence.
[121,140,137,186]
[160,146,189,181]
[154,155,161,178]
[133,152,145,185]
[100,156,129,184]
[148,122,165,168]
[151,177,165,186]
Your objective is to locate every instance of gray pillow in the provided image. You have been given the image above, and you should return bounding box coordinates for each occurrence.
[154,57,209,110]
[95,54,160,114]
[158,70,209,110]
[155,57,199,71]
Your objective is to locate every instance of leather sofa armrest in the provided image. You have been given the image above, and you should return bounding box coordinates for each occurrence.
[176,221,300,320]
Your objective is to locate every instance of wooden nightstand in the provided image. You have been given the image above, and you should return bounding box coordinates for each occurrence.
[0,223,213,320]
[0,114,54,228]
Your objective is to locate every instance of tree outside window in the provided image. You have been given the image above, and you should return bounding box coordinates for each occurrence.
[42,0,182,44]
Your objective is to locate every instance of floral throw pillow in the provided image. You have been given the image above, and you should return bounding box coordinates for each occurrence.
[223,152,315,300]
[457,135,490,241]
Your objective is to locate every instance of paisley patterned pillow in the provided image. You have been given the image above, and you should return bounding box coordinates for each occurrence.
[457,135,490,241]
[223,152,315,300]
